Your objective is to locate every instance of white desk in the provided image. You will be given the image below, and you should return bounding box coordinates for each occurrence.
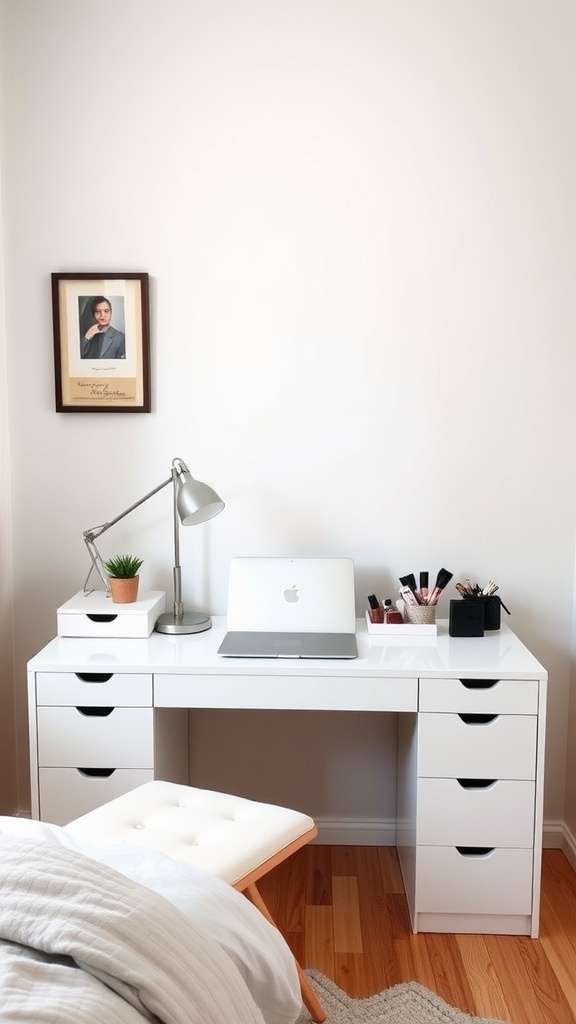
[27,617,547,937]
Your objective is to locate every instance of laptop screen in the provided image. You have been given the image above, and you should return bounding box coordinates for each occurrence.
[226,557,356,633]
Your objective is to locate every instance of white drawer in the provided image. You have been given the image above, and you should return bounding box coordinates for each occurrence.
[417,778,535,847]
[37,707,154,767]
[418,713,537,779]
[419,678,538,714]
[417,846,534,915]
[154,673,418,711]
[39,767,154,825]
[36,672,152,707]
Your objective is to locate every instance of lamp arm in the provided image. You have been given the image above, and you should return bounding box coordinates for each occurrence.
[171,465,184,619]
[82,474,172,595]
[83,535,112,594]
[83,475,173,543]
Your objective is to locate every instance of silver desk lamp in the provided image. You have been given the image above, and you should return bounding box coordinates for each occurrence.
[83,457,224,634]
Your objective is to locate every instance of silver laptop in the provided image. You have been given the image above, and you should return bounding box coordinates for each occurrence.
[218,557,358,658]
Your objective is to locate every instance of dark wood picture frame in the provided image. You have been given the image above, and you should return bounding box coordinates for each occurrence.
[52,272,150,412]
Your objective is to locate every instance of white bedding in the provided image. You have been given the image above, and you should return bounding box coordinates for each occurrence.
[0,816,302,1024]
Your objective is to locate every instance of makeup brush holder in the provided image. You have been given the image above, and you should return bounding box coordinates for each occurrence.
[480,595,501,630]
[404,604,436,626]
[458,595,502,631]
[449,599,484,637]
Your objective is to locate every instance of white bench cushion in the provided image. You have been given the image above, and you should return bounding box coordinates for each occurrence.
[64,781,315,886]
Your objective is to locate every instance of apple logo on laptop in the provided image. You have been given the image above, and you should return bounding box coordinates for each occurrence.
[284,585,299,603]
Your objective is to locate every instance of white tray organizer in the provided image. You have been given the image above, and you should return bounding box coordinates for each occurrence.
[57,590,166,638]
[365,608,438,638]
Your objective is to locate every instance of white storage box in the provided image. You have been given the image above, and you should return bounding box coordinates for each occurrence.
[57,590,166,638]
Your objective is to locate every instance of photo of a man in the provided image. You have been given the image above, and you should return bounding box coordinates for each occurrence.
[80,295,126,359]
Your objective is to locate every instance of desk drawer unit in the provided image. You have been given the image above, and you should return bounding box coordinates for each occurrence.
[399,676,543,936]
[29,671,188,825]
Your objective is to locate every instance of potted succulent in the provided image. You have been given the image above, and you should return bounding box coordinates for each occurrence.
[103,554,143,604]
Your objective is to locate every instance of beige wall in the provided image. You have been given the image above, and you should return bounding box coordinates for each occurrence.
[0,142,16,811]
[563,552,576,840]
[2,1,576,833]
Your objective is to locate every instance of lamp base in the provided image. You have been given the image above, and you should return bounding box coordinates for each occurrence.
[155,610,212,635]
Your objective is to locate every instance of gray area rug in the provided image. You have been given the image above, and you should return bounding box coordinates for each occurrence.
[297,970,509,1024]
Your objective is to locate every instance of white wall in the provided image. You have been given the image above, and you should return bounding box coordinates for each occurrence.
[1,0,575,829]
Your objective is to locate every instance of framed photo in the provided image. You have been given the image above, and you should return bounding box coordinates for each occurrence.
[52,272,150,412]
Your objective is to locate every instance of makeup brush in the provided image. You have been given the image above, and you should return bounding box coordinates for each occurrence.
[418,571,429,604]
[428,568,453,606]
[399,573,420,603]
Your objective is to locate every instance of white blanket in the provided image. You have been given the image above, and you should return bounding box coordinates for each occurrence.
[0,825,301,1024]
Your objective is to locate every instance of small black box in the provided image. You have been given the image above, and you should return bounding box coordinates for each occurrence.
[449,599,485,637]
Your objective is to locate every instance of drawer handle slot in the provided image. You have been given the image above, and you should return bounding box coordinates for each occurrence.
[458,713,498,725]
[456,846,495,858]
[459,679,499,690]
[76,768,116,778]
[75,673,114,683]
[76,706,114,717]
[457,779,496,790]
[86,614,118,623]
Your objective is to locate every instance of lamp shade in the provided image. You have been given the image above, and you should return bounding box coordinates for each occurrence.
[175,462,225,526]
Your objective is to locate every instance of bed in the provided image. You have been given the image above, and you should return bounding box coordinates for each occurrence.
[0,816,303,1024]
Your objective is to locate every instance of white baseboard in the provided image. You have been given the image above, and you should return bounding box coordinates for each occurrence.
[316,816,576,856]
[11,808,576,862]
[313,817,397,845]
[544,819,576,872]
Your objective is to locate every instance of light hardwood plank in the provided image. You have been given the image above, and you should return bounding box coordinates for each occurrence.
[456,934,511,1023]
[423,933,476,1016]
[333,876,363,953]
[333,952,367,996]
[539,893,576,1017]
[305,904,334,978]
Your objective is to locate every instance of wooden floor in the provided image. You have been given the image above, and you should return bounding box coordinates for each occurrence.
[258,846,576,1024]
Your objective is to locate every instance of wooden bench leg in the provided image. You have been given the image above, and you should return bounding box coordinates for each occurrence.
[243,882,326,1023]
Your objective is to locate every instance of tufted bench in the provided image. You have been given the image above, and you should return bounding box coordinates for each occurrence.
[64,780,326,1022]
